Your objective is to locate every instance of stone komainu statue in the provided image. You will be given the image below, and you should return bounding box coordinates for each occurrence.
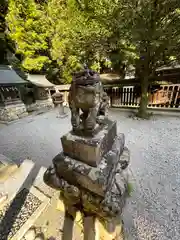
[68,69,109,133]
[44,68,130,230]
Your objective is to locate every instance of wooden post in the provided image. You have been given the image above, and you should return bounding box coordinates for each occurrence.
[174,86,180,107]
[0,88,5,103]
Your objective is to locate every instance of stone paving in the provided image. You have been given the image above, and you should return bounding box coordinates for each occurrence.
[0,108,180,239]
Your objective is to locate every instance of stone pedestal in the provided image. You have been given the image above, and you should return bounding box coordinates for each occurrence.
[54,133,125,198]
[0,102,28,122]
[44,119,130,238]
[61,119,117,167]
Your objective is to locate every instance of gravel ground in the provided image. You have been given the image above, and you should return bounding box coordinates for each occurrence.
[0,108,180,240]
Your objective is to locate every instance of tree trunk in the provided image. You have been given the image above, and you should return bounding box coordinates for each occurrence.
[137,75,149,119]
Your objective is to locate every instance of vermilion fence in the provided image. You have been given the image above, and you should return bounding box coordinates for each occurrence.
[104,84,180,109]
[55,84,180,109]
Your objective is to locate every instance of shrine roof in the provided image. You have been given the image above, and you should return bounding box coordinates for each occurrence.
[27,74,54,88]
[0,65,26,85]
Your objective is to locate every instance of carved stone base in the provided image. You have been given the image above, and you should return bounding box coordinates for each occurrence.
[0,103,28,122]
[44,147,130,219]
[53,134,125,197]
[61,119,117,167]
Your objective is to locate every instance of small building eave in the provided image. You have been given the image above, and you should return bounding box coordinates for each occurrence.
[27,74,54,88]
[0,65,27,86]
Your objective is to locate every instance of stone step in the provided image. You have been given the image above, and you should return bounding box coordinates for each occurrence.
[0,164,50,240]
[0,158,35,210]
[33,166,56,199]
[0,154,18,182]
[19,166,56,240]
[0,186,50,240]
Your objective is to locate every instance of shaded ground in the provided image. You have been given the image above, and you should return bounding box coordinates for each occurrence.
[0,108,180,239]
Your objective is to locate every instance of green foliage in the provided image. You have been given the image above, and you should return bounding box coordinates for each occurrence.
[122,0,180,117]
[46,0,112,81]
[61,55,83,83]
[0,0,8,64]
[5,0,180,88]
[6,0,123,81]
[6,0,50,71]
[22,56,50,71]
[124,0,180,71]
[88,0,180,117]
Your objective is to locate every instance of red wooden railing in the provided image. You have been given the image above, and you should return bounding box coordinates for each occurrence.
[56,84,180,109]
[104,84,180,109]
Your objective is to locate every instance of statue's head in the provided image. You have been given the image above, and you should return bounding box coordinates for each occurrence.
[72,69,100,86]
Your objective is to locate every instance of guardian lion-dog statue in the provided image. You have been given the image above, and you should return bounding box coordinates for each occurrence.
[68,69,109,135]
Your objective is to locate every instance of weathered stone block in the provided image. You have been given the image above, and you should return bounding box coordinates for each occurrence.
[45,167,128,219]
[119,147,130,170]
[61,119,117,167]
[26,99,53,113]
[0,103,28,122]
[53,134,125,197]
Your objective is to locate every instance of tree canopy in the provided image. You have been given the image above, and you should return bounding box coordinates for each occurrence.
[6,0,112,82]
[7,0,50,71]
[0,0,8,64]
